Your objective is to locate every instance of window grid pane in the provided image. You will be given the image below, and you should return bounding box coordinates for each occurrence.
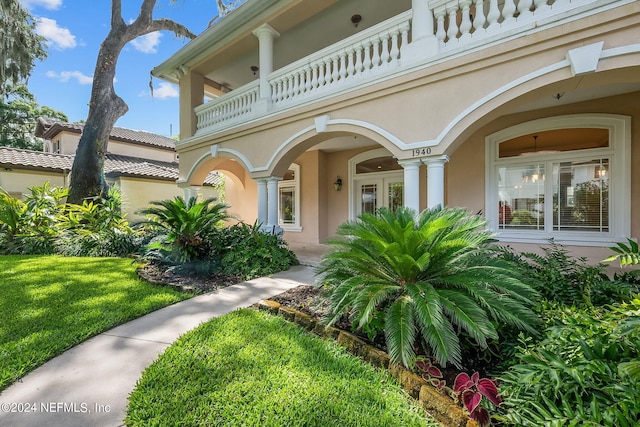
[388,182,404,212]
[279,186,295,225]
[361,184,377,214]
[498,165,545,230]
[553,159,608,232]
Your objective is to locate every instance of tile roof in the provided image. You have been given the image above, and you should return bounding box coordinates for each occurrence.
[0,147,222,186]
[36,118,177,151]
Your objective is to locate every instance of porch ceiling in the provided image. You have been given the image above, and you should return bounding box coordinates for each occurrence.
[192,0,411,91]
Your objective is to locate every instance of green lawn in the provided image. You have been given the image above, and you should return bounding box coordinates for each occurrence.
[127,309,439,427]
[0,255,191,391]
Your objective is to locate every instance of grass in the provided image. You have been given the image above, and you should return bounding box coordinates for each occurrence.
[0,255,191,391]
[126,309,440,427]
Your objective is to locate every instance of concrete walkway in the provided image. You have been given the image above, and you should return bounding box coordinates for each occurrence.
[0,265,316,427]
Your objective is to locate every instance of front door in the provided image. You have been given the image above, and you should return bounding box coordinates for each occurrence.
[354,175,404,216]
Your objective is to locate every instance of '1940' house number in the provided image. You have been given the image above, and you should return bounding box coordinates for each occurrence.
[412,148,432,157]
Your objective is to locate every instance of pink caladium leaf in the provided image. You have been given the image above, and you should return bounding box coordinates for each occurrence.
[462,390,482,414]
[477,378,502,406]
[454,372,473,393]
[472,407,491,427]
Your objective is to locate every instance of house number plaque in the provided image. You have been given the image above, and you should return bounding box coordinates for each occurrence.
[411,148,432,157]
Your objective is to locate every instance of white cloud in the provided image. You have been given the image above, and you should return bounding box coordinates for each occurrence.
[20,0,62,10]
[46,70,93,85]
[36,17,76,50]
[151,82,179,99]
[130,32,162,54]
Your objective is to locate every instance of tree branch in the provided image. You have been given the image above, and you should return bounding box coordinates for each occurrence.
[111,0,125,28]
[148,18,197,39]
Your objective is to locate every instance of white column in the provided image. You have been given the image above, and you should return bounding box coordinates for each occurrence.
[403,0,438,62]
[424,155,449,209]
[411,0,433,41]
[252,24,280,112]
[257,179,268,227]
[398,159,422,213]
[180,185,201,202]
[266,177,283,235]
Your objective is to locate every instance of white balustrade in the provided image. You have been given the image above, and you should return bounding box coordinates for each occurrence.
[194,82,259,131]
[194,0,611,133]
[430,0,589,49]
[268,11,412,108]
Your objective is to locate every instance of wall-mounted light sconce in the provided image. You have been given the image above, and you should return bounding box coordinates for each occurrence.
[250,65,259,75]
[350,14,362,28]
[333,177,343,191]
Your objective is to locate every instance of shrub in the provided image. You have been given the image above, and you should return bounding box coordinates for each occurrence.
[136,196,230,270]
[0,183,66,254]
[504,242,639,307]
[57,187,141,257]
[318,206,540,369]
[214,221,299,280]
[497,300,640,426]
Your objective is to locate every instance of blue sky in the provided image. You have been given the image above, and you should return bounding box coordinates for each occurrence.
[20,0,225,138]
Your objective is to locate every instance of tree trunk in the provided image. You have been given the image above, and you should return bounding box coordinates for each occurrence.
[66,0,195,204]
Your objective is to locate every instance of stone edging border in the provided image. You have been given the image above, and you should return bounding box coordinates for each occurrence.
[255,299,478,427]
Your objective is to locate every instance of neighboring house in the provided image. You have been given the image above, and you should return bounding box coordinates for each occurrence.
[0,118,221,219]
[152,0,639,263]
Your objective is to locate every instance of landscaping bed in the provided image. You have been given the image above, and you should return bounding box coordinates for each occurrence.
[137,262,241,293]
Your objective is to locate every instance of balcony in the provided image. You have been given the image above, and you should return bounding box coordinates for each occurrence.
[190,0,628,137]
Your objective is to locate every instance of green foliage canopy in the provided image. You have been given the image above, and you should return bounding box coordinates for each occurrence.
[0,84,68,149]
[0,0,47,98]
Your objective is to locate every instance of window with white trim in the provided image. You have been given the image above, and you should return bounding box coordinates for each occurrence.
[485,114,630,246]
[278,163,301,231]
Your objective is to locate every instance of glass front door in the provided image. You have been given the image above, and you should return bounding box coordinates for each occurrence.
[355,175,404,216]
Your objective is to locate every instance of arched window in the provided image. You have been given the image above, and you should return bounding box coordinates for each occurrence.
[485,114,630,245]
[278,163,301,231]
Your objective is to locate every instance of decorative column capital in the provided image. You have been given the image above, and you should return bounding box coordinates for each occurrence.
[398,159,423,170]
[422,155,449,166]
[252,23,280,40]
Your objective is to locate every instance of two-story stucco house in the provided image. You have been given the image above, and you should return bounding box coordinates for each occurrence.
[0,118,221,219]
[152,0,639,262]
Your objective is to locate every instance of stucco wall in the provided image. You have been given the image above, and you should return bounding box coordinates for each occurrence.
[222,172,257,224]
[0,170,67,196]
[118,177,219,221]
[108,141,176,162]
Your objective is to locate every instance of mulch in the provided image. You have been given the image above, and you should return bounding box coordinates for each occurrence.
[137,263,241,293]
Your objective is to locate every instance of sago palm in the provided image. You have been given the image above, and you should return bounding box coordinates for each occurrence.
[318,206,540,369]
[137,196,229,264]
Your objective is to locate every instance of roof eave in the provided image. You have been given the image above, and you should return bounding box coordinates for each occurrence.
[151,0,288,82]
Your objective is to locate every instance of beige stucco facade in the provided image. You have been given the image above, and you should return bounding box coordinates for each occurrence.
[155,0,640,263]
[0,169,68,196]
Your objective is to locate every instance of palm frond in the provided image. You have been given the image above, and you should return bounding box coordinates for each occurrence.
[385,296,417,367]
[406,282,461,367]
